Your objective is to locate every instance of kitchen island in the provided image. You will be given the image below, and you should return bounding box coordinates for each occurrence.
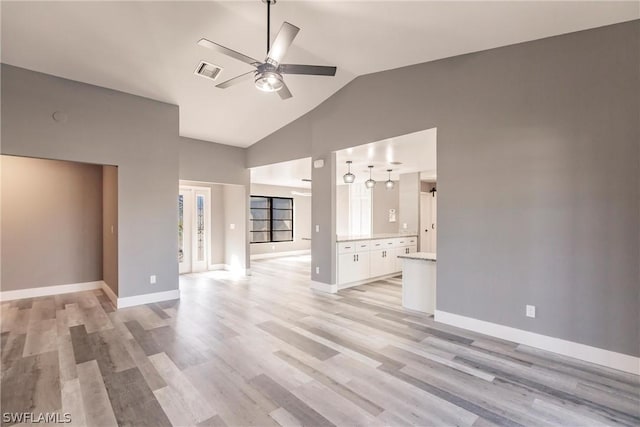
[398,252,436,313]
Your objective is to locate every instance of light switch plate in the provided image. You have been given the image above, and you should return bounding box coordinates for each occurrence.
[150,275,157,284]
[315,225,320,232]
[526,305,536,318]
[230,223,236,230]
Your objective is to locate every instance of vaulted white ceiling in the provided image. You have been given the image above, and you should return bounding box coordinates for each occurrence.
[2,1,638,147]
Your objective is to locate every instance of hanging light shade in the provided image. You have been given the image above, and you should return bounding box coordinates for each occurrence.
[343,161,356,184]
[365,165,376,189]
[385,169,395,190]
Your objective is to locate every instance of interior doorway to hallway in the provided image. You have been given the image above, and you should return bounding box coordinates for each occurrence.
[178,185,211,274]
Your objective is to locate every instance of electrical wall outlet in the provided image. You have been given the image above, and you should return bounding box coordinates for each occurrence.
[315,225,320,232]
[526,305,536,318]
[315,266,320,275]
[402,223,408,229]
[150,275,157,284]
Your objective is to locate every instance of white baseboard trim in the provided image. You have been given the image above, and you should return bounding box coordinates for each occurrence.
[251,249,311,260]
[434,310,640,375]
[117,289,180,309]
[100,282,118,307]
[208,264,227,271]
[310,280,338,294]
[337,272,402,290]
[0,280,105,301]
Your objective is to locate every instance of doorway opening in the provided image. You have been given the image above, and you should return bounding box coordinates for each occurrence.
[248,157,312,279]
[178,185,211,274]
[333,127,437,312]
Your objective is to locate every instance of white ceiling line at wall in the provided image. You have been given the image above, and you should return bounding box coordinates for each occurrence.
[2,1,637,147]
[251,157,312,189]
[336,128,437,184]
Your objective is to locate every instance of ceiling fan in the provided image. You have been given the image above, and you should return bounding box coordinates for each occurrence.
[197,0,337,100]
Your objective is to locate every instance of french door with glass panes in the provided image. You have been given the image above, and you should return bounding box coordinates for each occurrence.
[178,186,210,274]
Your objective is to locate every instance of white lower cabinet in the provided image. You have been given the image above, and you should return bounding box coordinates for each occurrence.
[394,244,418,271]
[337,236,417,287]
[370,249,394,278]
[338,252,370,285]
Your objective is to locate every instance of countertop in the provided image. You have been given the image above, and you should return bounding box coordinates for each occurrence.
[336,233,418,242]
[398,252,437,262]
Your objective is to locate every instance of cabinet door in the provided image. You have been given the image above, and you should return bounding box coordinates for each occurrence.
[338,253,357,284]
[393,248,404,272]
[355,252,370,282]
[385,249,400,275]
[370,249,386,278]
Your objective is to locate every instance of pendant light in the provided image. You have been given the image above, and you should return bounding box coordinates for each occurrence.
[385,169,395,190]
[343,161,356,184]
[365,165,376,189]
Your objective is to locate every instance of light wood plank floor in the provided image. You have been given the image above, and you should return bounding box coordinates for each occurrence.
[2,254,639,426]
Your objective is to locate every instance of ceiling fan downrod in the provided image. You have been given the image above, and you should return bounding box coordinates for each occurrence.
[264,0,275,55]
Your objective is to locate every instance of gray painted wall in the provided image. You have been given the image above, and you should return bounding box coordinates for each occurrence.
[311,153,336,284]
[246,22,640,356]
[250,183,311,256]
[372,184,400,234]
[179,137,248,186]
[102,165,118,294]
[1,155,103,290]
[335,185,350,236]
[398,173,420,235]
[2,64,179,298]
[421,181,436,193]
[179,136,250,271]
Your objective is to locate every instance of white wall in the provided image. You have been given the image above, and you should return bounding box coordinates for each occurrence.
[250,183,311,256]
[223,185,249,272]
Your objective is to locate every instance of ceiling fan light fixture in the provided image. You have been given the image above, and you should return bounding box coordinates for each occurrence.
[365,165,376,189]
[385,169,395,190]
[255,71,284,92]
[343,160,355,184]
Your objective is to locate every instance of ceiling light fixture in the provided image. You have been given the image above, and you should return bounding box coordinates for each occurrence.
[343,161,355,184]
[385,169,395,190]
[365,165,376,189]
[255,70,284,92]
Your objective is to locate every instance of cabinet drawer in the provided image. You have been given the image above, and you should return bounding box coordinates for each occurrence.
[355,241,370,251]
[407,237,417,245]
[395,238,407,247]
[337,242,356,254]
[370,240,385,249]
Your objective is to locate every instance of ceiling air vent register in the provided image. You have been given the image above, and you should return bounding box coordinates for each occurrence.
[194,61,223,81]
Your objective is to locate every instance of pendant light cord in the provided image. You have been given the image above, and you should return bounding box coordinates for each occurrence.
[266,0,271,54]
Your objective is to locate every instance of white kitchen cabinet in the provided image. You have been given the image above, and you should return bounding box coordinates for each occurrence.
[394,244,418,271]
[354,251,370,282]
[337,235,417,287]
[338,250,370,284]
[370,249,391,278]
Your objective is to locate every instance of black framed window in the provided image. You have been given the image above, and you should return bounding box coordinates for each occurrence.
[250,196,293,243]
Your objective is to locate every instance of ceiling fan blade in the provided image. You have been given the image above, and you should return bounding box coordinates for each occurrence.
[216,71,255,89]
[279,64,337,76]
[277,82,293,100]
[197,38,261,67]
[266,22,300,65]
